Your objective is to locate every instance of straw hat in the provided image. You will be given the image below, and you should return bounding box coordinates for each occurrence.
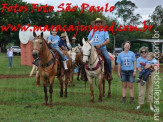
[72,37,77,40]
[91,18,106,26]
[60,33,66,38]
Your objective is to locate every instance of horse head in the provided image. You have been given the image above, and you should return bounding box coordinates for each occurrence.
[82,38,92,64]
[32,32,44,59]
[69,48,77,63]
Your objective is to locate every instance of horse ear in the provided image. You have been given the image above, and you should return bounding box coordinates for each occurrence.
[82,38,86,45]
[89,39,93,44]
[33,32,37,37]
[41,32,43,38]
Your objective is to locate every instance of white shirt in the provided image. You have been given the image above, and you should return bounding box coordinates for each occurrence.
[7,50,13,57]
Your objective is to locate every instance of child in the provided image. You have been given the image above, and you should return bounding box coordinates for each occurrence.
[48,28,69,70]
[136,52,158,86]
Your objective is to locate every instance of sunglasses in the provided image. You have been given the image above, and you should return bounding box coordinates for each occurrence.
[141,51,147,53]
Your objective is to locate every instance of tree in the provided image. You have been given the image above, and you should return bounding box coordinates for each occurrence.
[150,5,163,26]
[114,0,142,25]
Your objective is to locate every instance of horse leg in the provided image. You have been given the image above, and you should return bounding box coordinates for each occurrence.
[98,76,103,102]
[89,79,94,103]
[58,77,63,97]
[77,67,81,81]
[108,80,111,98]
[49,84,53,107]
[64,75,68,98]
[71,71,75,86]
[103,79,105,97]
[43,84,48,105]
[36,71,40,87]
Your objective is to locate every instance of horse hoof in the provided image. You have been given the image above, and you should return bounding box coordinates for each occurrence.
[42,103,48,106]
[98,99,102,102]
[90,100,94,103]
[107,95,111,98]
[64,95,67,98]
[72,84,75,87]
[48,104,53,107]
[36,84,40,87]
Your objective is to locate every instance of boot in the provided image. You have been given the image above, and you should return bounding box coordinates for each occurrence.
[121,97,126,104]
[129,97,134,104]
[63,61,68,70]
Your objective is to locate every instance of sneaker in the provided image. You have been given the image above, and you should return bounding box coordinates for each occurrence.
[136,78,141,83]
[150,106,154,111]
[65,56,69,61]
[136,105,141,110]
[141,81,146,86]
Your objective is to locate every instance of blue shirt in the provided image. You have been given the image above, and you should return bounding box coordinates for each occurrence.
[137,57,147,69]
[137,57,158,69]
[48,35,60,48]
[116,51,136,70]
[146,58,158,65]
[87,29,109,49]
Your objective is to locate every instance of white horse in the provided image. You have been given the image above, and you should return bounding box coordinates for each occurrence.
[82,38,104,103]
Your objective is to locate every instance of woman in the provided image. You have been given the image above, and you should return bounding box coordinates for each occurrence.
[136,46,154,111]
[117,41,136,104]
[7,48,13,68]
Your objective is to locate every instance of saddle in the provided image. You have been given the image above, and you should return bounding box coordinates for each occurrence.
[48,44,64,76]
[95,48,113,81]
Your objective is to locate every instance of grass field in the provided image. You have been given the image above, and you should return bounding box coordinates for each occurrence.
[0,53,162,122]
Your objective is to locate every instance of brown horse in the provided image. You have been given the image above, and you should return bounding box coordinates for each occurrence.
[32,32,71,107]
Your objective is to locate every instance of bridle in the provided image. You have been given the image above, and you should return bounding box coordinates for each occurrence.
[83,42,98,66]
[32,37,55,72]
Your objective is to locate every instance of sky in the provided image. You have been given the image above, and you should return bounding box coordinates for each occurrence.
[23,0,163,22]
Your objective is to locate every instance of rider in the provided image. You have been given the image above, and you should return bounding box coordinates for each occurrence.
[48,28,68,70]
[87,18,112,78]
[59,33,71,51]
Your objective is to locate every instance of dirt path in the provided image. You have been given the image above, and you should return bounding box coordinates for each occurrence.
[0,74,34,79]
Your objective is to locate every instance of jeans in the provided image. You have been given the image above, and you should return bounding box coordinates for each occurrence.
[54,47,66,61]
[121,70,135,82]
[100,48,112,73]
[8,57,13,67]
[139,69,152,81]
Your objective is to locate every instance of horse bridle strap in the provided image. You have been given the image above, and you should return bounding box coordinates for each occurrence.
[41,58,55,68]
[85,61,101,71]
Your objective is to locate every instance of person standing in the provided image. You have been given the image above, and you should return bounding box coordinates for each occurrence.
[116,41,136,104]
[136,46,155,111]
[7,48,13,68]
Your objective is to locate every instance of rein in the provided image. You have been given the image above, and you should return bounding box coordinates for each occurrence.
[85,42,101,71]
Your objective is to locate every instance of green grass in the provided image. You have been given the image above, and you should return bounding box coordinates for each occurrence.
[0,53,31,75]
[0,53,162,121]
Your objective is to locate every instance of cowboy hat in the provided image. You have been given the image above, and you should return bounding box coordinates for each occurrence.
[72,37,77,40]
[60,33,66,38]
[91,18,106,26]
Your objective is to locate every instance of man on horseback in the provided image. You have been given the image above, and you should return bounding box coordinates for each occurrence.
[88,18,112,79]
[48,28,68,70]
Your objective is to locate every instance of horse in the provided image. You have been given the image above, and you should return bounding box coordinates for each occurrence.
[67,48,77,86]
[82,38,115,102]
[32,32,72,107]
[82,38,104,103]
